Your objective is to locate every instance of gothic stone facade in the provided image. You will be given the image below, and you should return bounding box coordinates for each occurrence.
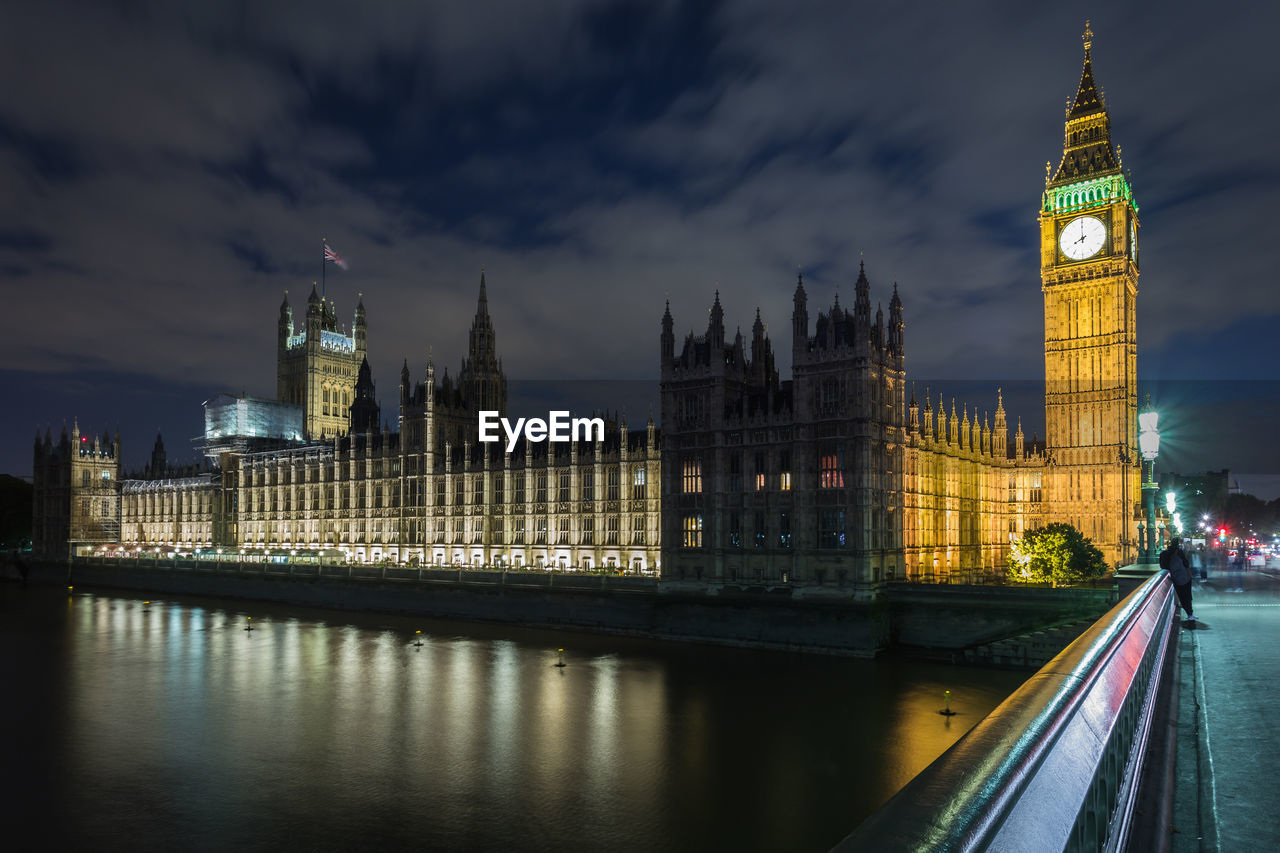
[902,393,1046,581]
[277,286,367,440]
[660,268,1045,596]
[32,422,122,560]
[107,274,662,574]
[659,267,907,595]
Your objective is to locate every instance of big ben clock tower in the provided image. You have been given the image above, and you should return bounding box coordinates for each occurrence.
[1042,22,1140,566]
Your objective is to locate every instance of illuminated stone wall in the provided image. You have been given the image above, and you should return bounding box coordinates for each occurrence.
[1039,33,1141,567]
[901,394,1044,582]
[32,420,121,559]
[121,475,217,551]
[276,287,365,440]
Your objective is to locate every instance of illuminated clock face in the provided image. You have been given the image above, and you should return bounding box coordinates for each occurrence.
[1059,215,1106,260]
[1130,221,1137,262]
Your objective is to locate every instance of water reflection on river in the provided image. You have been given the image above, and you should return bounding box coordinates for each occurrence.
[0,585,1027,851]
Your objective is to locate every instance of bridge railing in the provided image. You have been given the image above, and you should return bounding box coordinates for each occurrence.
[833,569,1175,853]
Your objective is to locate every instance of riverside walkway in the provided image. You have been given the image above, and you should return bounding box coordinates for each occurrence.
[1174,562,1280,851]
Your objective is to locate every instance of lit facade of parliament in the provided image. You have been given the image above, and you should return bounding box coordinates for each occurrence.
[32,31,1140,592]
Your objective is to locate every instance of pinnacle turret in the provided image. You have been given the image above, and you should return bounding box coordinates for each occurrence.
[792,271,809,355]
[708,290,724,340]
[1051,21,1119,184]
[854,259,871,318]
[459,270,507,415]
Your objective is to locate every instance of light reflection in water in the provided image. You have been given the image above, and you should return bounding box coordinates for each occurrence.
[4,587,1027,851]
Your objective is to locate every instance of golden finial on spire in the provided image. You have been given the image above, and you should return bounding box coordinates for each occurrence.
[1082,20,1093,52]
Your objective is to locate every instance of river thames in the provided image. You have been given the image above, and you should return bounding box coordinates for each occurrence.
[0,583,1027,851]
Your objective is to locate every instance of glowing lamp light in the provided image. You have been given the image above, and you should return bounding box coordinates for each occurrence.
[1165,492,1177,513]
[1138,427,1159,460]
[1137,400,1160,462]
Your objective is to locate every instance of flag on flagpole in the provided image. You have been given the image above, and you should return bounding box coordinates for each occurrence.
[323,241,348,270]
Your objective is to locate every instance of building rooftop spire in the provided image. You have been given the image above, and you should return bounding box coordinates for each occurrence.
[1068,23,1104,119]
[1051,21,1119,184]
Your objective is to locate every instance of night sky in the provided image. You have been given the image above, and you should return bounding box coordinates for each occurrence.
[3,2,1277,495]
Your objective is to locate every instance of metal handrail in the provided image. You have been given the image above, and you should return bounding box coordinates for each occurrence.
[834,571,1174,852]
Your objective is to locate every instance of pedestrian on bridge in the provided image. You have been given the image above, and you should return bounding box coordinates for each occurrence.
[1160,537,1196,623]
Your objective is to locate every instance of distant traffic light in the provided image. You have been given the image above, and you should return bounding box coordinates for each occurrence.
[1218,527,1227,542]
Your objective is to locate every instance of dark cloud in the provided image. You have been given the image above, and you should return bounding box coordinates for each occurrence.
[2,0,1278,489]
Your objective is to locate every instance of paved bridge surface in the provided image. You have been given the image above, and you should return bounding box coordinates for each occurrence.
[1173,563,1280,852]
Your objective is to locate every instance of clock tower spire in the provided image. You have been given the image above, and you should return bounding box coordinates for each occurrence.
[1040,22,1141,567]
[1053,20,1119,183]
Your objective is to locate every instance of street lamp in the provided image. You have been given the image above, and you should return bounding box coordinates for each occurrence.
[1138,395,1160,564]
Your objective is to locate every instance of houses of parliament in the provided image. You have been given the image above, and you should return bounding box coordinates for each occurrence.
[32,28,1140,594]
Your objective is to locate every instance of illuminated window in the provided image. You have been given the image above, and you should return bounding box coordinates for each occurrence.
[779,451,791,491]
[682,458,702,494]
[682,514,703,548]
[819,445,845,488]
[632,465,646,500]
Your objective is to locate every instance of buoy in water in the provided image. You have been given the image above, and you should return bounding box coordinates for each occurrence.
[554,648,566,668]
[939,689,957,716]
